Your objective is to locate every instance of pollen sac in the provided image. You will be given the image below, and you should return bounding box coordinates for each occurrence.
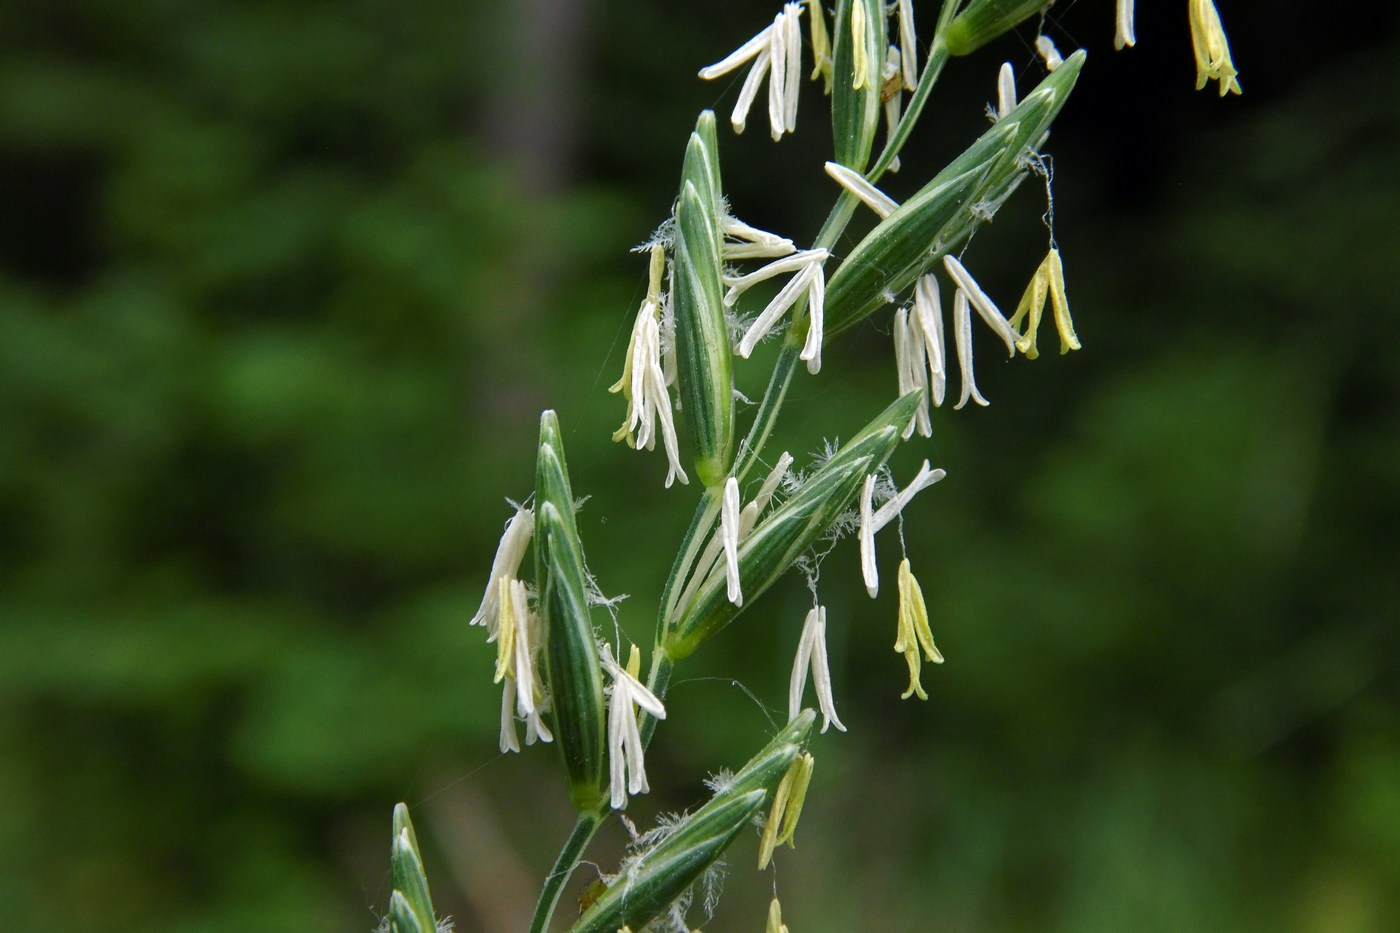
[535,411,607,812]
[945,0,1056,57]
[665,392,922,660]
[758,751,815,869]
[822,51,1085,340]
[830,0,886,172]
[672,112,735,487]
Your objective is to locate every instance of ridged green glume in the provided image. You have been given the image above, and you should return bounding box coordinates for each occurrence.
[830,0,886,171]
[945,0,1056,56]
[535,410,607,812]
[672,112,734,487]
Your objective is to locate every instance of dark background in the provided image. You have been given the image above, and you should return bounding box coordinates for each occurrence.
[1,1,1397,930]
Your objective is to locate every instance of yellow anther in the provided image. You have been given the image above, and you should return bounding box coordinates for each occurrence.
[807,0,832,93]
[493,576,516,684]
[895,559,943,700]
[609,245,669,448]
[851,0,868,90]
[767,897,790,933]
[1189,0,1242,96]
[1009,248,1080,359]
[758,752,815,869]
[646,242,666,304]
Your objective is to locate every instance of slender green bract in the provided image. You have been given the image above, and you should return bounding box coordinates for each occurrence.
[536,411,607,811]
[823,162,997,340]
[673,113,734,487]
[566,712,815,933]
[387,893,425,933]
[945,0,1055,56]
[388,804,439,933]
[934,49,1085,249]
[393,803,424,870]
[727,709,816,795]
[831,0,886,171]
[566,791,765,933]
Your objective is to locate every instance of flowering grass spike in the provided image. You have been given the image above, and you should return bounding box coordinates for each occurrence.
[383,4,1243,930]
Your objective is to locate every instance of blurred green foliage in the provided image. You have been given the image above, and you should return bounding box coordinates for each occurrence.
[0,1,1397,931]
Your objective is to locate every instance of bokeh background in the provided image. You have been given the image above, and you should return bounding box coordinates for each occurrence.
[2,0,1398,930]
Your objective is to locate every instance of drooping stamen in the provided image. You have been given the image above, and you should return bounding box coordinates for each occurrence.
[943,255,1018,357]
[1115,0,1137,50]
[823,161,899,218]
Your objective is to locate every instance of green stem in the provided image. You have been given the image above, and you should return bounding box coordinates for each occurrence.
[733,344,800,483]
[658,488,722,635]
[639,654,673,748]
[814,190,862,252]
[935,0,964,41]
[528,809,604,933]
